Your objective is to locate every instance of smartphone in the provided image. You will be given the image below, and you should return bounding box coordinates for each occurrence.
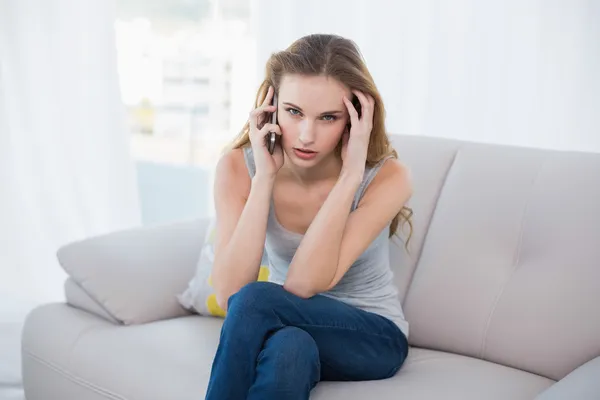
[267,93,278,154]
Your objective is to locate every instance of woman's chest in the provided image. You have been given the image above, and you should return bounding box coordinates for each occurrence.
[271,181,337,236]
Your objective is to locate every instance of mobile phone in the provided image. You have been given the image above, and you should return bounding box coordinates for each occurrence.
[267,93,278,154]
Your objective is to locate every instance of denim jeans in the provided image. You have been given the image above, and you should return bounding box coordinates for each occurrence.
[205,281,409,400]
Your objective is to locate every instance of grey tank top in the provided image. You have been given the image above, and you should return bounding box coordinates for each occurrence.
[243,146,409,337]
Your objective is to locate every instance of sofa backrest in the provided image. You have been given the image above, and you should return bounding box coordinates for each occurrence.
[389,134,600,381]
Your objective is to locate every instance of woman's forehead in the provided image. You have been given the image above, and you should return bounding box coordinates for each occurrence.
[279,75,350,111]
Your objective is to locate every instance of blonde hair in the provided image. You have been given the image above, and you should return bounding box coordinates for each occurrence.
[228,34,413,246]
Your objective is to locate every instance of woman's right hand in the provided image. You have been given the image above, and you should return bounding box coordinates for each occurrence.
[248,86,284,178]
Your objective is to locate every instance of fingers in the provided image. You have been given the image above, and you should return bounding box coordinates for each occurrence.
[352,90,374,118]
[259,123,281,135]
[250,104,277,119]
[249,104,276,130]
[343,96,360,127]
[261,85,274,107]
[249,86,276,130]
[344,90,374,133]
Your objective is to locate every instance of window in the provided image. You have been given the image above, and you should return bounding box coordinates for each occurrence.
[115,0,256,224]
[115,0,255,167]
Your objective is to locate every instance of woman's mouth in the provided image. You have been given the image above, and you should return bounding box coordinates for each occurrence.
[293,148,318,160]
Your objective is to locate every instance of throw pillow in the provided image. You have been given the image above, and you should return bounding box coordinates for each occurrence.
[178,217,270,317]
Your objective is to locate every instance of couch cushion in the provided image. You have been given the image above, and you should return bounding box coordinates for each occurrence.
[388,134,463,303]
[402,142,600,380]
[22,303,222,400]
[22,304,553,400]
[57,218,208,325]
[177,217,272,318]
[313,347,553,400]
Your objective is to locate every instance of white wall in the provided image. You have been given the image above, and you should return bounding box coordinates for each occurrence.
[251,0,600,152]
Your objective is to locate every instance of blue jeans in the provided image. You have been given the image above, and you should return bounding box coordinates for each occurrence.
[205,281,409,400]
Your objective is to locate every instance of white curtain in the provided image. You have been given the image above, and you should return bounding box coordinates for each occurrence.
[0,1,141,398]
[251,0,600,152]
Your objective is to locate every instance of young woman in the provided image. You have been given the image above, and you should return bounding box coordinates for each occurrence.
[205,33,413,400]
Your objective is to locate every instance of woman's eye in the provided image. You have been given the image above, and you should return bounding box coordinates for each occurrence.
[322,115,337,121]
[287,108,301,116]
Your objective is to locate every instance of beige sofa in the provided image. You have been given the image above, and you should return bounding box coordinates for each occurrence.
[21,134,600,399]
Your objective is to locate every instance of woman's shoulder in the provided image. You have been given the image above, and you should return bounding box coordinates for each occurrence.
[375,157,409,181]
[216,146,246,173]
[214,146,252,197]
[358,157,412,205]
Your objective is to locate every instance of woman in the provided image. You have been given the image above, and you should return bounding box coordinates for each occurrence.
[205,33,413,399]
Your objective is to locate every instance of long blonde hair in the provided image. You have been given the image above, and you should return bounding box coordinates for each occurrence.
[228,34,413,246]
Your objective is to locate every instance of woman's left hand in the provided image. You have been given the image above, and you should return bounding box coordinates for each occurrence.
[341,90,375,182]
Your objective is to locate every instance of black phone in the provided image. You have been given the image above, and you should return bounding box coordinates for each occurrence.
[267,92,278,154]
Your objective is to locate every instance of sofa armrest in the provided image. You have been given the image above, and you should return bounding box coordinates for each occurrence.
[58,218,209,325]
[535,356,600,400]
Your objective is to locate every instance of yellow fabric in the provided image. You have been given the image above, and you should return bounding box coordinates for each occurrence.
[205,266,270,317]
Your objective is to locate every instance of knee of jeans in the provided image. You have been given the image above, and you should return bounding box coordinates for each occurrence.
[264,327,320,373]
[227,281,284,315]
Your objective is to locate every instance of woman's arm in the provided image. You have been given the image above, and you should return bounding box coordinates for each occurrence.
[211,149,274,310]
[284,160,412,298]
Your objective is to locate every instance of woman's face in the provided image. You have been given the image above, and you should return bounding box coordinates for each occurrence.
[276,74,352,167]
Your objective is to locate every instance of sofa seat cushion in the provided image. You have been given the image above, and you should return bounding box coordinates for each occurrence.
[22,304,222,400]
[22,304,554,400]
[313,347,554,399]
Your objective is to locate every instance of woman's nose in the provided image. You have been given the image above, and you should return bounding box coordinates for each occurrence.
[298,120,315,145]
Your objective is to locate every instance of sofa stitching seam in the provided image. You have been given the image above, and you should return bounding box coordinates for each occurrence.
[23,348,128,400]
[479,156,546,359]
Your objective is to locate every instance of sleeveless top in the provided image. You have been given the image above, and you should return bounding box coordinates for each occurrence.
[242,146,409,337]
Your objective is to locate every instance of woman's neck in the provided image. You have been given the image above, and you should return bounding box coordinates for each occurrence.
[280,152,343,187]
